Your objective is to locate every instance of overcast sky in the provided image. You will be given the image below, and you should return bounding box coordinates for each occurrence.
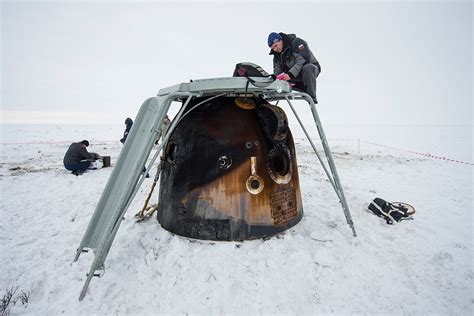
[1,0,472,125]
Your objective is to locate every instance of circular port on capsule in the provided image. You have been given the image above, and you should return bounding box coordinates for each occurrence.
[218,155,232,169]
[235,98,256,110]
[246,175,264,195]
[271,153,289,176]
[267,145,292,184]
[251,179,260,189]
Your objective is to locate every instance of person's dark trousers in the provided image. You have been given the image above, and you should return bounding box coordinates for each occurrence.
[290,63,320,102]
[64,161,91,174]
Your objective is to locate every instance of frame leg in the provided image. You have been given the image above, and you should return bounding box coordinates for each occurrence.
[285,95,357,236]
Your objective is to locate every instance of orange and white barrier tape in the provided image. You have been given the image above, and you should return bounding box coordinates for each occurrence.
[361,140,473,166]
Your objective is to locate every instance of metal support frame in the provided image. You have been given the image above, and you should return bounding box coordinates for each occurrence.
[283,93,356,237]
[73,77,355,301]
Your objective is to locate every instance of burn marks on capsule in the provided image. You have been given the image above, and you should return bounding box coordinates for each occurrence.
[157,96,303,240]
[255,103,289,142]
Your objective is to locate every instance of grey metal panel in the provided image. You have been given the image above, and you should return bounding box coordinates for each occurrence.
[76,92,199,300]
[157,77,291,96]
[75,95,173,253]
[88,94,195,266]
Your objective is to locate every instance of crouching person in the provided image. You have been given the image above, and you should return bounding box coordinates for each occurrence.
[63,140,101,176]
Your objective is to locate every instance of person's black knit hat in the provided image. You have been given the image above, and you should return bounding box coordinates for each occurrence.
[81,140,89,147]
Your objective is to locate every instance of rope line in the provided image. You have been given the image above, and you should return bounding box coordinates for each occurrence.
[297,137,473,166]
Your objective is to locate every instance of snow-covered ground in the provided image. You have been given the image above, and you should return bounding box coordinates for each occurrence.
[0,123,472,315]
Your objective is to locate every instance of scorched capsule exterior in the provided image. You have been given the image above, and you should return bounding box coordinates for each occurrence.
[157,95,303,240]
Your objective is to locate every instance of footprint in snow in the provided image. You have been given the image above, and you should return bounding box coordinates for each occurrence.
[433,251,453,266]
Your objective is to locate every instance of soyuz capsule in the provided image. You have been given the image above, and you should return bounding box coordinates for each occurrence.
[74,74,357,300]
[157,95,303,240]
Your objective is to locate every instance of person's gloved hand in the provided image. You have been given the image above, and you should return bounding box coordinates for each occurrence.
[94,153,102,160]
[276,73,291,81]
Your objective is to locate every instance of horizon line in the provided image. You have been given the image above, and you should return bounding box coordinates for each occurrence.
[0,110,472,126]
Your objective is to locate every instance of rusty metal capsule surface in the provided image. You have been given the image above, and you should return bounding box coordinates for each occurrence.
[157,96,303,240]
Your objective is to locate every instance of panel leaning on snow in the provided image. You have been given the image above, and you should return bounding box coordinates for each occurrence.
[73,76,355,301]
[74,94,177,301]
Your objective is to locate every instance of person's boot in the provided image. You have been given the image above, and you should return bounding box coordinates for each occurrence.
[71,169,84,176]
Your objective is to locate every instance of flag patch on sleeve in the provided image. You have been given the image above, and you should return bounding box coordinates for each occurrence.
[298,44,305,50]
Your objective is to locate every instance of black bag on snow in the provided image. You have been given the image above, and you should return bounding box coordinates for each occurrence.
[233,62,272,78]
[368,198,415,224]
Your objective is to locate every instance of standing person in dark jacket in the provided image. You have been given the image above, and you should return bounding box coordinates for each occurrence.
[63,140,101,175]
[120,117,133,144]
[268,32,321,103]
[119,117,150,178]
